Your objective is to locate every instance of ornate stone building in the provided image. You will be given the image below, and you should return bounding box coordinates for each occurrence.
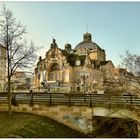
[0,43,6,92]
[34,32,115,93]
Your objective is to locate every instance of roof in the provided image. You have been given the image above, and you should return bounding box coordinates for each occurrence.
[0,42,6,49]
[114,68,134,77]
[61,50,86,66]
[74,32,103,51]
[66,54,86,67]
[100,61,110,66]
[75,41,103,51]
[44,48,86,67]
[100,60,115,67]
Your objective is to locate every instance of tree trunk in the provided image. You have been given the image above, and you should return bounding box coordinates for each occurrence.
[8,76,12,117]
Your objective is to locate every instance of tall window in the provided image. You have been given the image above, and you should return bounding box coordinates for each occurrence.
[43,71,46,81]
[62,71,65,82]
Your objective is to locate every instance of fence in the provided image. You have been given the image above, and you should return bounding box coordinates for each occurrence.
[0,92,140,108]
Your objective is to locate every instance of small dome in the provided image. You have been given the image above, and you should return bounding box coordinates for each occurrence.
[75,41,95,50]
[75,32,102,50]
[83,32,92,42]
[64,43,72,50]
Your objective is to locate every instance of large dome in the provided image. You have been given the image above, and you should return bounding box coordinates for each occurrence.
[75,32,102,50]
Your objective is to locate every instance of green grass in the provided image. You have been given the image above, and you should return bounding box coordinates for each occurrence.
[0,112,88,138]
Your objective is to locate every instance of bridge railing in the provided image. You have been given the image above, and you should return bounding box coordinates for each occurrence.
[0,92,140,107]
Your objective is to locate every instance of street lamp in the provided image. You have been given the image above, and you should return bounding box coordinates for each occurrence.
[80,70,89,94]
[92,80,97,93]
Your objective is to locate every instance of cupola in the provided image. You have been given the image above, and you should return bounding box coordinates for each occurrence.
[83,32,92,42]
[64,43,72,52]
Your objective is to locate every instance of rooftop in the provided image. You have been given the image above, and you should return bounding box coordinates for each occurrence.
[74,32,103,51]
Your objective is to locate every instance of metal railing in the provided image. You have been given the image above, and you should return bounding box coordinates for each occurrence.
[0,92,140,108]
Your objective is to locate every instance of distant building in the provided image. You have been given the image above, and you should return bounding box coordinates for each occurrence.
[11,71,33,92]
[0,43,6,91]
[34,32,115,93]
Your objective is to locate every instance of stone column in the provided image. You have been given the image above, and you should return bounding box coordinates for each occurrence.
[46,70,48,80]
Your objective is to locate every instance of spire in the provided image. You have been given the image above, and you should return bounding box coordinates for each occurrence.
[86,24,88,33]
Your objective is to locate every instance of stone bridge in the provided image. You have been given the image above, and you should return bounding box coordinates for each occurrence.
[0,92,140,137]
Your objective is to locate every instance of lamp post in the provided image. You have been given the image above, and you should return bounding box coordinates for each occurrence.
[80,70,89,94]
[92,80,97,93]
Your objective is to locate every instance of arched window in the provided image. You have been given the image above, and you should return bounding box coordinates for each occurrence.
[49,63,60,81]
[50,63,60,71]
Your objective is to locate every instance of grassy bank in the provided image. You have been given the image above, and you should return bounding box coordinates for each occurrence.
[0,112,88,138]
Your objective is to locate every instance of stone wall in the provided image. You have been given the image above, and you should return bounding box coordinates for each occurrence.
[93,106,140,137]
[0,103,140,137]
[0,103,93,135]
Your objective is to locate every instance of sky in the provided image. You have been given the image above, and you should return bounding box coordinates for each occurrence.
[0,1,140,67]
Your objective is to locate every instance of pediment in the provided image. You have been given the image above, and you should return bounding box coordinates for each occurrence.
[46,47,62,58]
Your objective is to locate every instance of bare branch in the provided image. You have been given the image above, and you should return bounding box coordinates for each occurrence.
[0,5,40,115]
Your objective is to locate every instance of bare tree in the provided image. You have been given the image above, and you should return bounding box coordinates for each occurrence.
[96,51,140,137]
[102,51,140,96]
[98,68,139,137]
[120,50,140,95]
[0,6,38,117]
[102,66,126,95]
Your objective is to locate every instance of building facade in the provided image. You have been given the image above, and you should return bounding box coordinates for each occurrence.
[0,43,6,92]
[34,32,115,93]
